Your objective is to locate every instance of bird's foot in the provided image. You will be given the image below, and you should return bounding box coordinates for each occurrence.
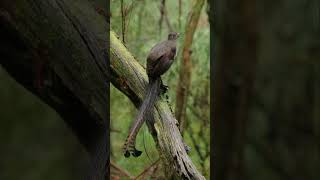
[160,84,169,94]
[184,142,192,154]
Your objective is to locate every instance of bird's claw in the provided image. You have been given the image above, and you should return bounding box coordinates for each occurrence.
[160,84,169,94]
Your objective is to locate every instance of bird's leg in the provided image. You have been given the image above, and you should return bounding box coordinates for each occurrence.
[160,79,169,94]
[184,142,192,154]
[160,84,168,94]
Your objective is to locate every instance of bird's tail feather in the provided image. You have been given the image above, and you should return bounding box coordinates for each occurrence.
[123,77,160,157]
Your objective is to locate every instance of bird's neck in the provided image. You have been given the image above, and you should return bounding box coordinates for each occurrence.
[167,39,176,46]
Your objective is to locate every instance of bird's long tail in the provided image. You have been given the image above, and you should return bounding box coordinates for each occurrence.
[123,77,160,157]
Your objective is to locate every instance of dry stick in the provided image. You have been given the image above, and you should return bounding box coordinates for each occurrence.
[186,118,205,162]
[178,0,182,29]
[159,0,165,35]
[124,0,136,39]
[186,116,209,175]
[110,160,133,178]
[175,0,205,132]
[136,4,143,38]
[110,128,121,133]
[133,159,160,180]
[150,165,160,179]
[186,102,210,157]
[164,7,173,32]
[126,0,135,14]
[187,103,208,122]
[120,0,126,44]
[158,0,173,33]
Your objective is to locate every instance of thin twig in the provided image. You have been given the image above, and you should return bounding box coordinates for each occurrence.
[159,0,173,33]
[110,128,121,133]
[164,9,173,32]
[133,159,161,180]
[178,0,182,29]
[187,120,205,161]
[187,104,208,122]
[110,160,133,178]
[159,0,165,35]
[120,0,126,44]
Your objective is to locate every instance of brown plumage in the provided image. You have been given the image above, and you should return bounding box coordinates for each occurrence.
[147,33,178,78]
[123,32,179,157]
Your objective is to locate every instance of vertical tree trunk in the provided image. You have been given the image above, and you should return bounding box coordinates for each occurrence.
[175,0,205,132]
[213,0,258,180]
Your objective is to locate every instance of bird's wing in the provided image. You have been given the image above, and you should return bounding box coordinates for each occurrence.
[147,41,170,61]
[147,54,164,77]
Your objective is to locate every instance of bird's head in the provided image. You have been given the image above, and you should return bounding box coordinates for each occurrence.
[168,32,180,40]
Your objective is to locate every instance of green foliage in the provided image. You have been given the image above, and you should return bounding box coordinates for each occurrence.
[111,0,210,178]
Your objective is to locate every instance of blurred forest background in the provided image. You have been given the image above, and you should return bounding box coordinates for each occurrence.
[110,0,210,179]
[213,0,320,180]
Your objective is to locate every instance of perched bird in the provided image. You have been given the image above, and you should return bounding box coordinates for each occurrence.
[123,32,180,157]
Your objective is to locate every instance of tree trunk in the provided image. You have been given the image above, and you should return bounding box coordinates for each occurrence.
[175,0,205,132]
[213,0,320,180]
[213,0,258,180]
